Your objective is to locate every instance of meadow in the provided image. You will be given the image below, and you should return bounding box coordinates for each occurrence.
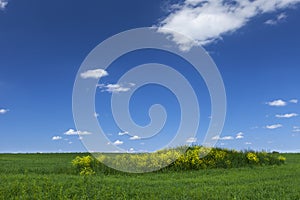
[0,152,299,199]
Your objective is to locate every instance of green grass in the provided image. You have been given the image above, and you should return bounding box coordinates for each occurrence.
[0,153,299,199]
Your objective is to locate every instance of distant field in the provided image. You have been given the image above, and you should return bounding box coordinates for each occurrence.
[0,153,299,199]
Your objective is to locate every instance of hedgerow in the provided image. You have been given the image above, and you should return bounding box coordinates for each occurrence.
[72,146,286,175]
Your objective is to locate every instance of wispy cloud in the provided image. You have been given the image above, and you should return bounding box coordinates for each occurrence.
[265,124,283,129]
[118,131,129,136]
[265,13,287,25]
[0,0,8,10]
[290,99,298,104]
[266,99,287,107]
[186,137,197,143]
[113,140,123,145]
[293,126,300,132]
[52,136,62,140]
[98,83,135,93]
[129,135,141,140]
[236,132,244,139]
[156,0,300,50]
[275,113,298,118]
[64,129,92,135]
[0,108,9,114]
[212,135,234,140]
[80,69,108,79]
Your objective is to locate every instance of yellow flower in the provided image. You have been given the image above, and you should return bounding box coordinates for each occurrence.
[247,152,259,163]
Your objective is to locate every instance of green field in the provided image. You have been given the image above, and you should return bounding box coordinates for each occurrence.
[0,153,299,199]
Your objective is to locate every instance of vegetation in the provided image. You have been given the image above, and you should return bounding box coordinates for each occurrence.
[72,146,286,174]
[0,150,299,199]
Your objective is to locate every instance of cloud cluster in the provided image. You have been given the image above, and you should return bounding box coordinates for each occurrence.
[64,129,92,135]
[212,131,245,141]
[156,0,300,50]
[265,13,287,25]
[235,132,244,139]
[293,126,300,132]
[98,83,135,93]
[118,131,142,141]
[80,69,135,93]
[266,99,298,107]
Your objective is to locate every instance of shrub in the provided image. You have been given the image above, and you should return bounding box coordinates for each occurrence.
[71,147,286,174]
[246,152,259,164]
[72,156,96,176]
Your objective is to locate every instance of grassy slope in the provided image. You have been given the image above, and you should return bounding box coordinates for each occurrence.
[0,153,299,199]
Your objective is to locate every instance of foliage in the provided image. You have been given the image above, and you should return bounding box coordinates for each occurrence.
[169,147,285,170]
[74,146,286,173]
[72,155,95,176]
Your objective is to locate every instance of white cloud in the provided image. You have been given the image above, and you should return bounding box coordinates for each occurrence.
[265,12,287,25]
[236,132,244,139]
[186,137,197,143]
[64,129,92,135]
[275,113,298,118]
[98,83,135,93]
[290,99,298,104]
[156,0,300,49]
[128,148,135,152]
[245,142,252,145]
[0,108,9,114]
[113,140,123,145]
[212,135,234,140]
[80,69,108,79]
[118,131,129,136]
[265,124,283,129]
[266,99,287,107]
[94,112,99,118]
[129,135,141,140]
[0,0,8,10]
[52,136,62,140]
[222,136,234,140]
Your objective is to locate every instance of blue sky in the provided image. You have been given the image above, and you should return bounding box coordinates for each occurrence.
[0,0,300,153]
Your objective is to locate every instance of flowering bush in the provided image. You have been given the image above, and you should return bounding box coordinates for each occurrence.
[71,147,286,174]
[247,152,259,164]
[72,155,96,176]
